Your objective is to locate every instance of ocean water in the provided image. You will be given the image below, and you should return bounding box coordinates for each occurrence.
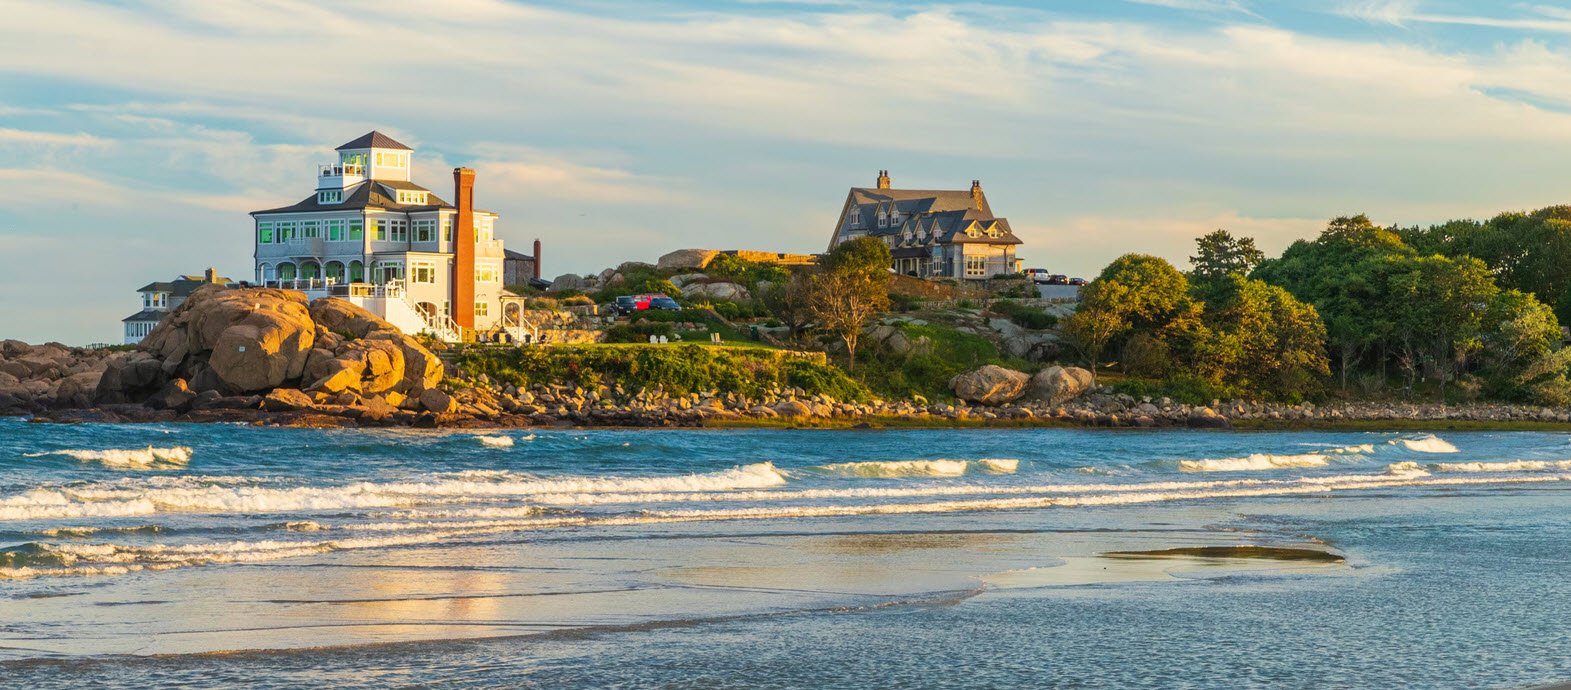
[3,418,1571,688]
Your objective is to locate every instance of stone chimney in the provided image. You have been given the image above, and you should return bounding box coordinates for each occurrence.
[971,180,983,211]
[877,170,890,190]
[453,167,477,330]
[533,238,542,280]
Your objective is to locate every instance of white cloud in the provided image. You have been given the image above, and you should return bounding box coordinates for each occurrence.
[6,0,1571,342]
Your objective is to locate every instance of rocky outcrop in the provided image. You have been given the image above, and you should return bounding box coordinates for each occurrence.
[950,365,1030,406]
[547,274,587,292]
[657,249,720,271]
[1029,366,1094,404]
[0,341,126,413]
[680,281,750,301]
[95,287,442,414]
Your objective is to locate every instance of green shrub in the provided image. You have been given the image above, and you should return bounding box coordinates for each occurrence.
[605,322,675,343]
[1112,374,1246,405]
[992,300,1058,330]
[454,345,870,401]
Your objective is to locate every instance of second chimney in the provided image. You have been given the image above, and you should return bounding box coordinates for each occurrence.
[877,170,891,190]
[971,180,983,211]
[453,167,477,331]
[533,238,542,281]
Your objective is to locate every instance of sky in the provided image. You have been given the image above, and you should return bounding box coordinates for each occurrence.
[5,0,1571,344]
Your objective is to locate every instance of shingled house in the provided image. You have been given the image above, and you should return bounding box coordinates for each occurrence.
[828,171,1023,280]
[122,269,233,344]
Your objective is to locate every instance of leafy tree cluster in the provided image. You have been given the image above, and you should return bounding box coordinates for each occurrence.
[1063,248,1328,401]
[1253,215,1571,403]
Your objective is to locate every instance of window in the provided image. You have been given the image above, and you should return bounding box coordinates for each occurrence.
[878,214,888,228]
[965,256,987,278]
[477,264,499,283]
[411,261,436,284]
[474,302,489,318]
[277,221,296,242]
[143,292,167,309]
[258,221,274,244]
[376,262,404,282]
[301,220,320,239]
[441,216,453,242]
[849,212,861,229]
[389,219,408,242]
[371,219,386,241]
[326,219,345,241]
[349,219,363,241]
[414,219,436,243]
[317,190,341,204]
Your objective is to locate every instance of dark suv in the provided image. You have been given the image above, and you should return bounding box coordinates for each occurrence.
[649,296,682,310]
[614,295,638,315]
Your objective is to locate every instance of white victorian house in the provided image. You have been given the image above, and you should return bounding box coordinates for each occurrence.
[251,131,533,342]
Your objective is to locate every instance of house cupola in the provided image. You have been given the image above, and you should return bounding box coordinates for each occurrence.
[321,130,414,190]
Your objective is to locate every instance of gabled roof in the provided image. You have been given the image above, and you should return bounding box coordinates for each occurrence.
[839,186,1021,247]
[503,249,536,261]
[250,180,454,215]
[336,131,413,151]
[133,274,231,298]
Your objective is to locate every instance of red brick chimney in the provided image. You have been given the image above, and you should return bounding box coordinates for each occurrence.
[877,170,890,190]
[453,167,476,330]
[532,238,542,280]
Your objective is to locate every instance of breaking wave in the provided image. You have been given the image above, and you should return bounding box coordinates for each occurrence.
[0,463,789,521]
[808,459,1019,478]
[476,435,515,448]
[1178,439,1450,473]
[1394,435,1459,453]
[1179,453,1332,473]
[24,446,192,469]
[1389,459,1571,474]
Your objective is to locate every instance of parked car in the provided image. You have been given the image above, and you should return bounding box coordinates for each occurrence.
[648,295,682,311]
[1023,268,1052,284]
[1068,277,1087,286]
[1047,274,1069,285]
[614,295,638,315]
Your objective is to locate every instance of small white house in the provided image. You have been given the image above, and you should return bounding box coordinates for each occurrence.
[122,269,232,344]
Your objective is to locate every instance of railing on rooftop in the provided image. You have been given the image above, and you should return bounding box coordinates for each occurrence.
[318,163,366,177]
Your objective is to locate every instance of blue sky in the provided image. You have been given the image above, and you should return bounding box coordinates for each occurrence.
[4,0,1571,344]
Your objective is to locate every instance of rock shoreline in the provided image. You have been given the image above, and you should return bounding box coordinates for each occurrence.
[20,381,1571,430]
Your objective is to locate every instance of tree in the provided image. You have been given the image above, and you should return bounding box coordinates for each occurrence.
[823,236,892,275]
[761,273,814,340]
[1384,255,1498,401]
[1189,229,1265,289]
[804,269,889,370]
[1061,280,1131,382]
[1198,276,1329,400]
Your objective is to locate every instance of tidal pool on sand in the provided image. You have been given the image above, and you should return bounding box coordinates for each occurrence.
[4,419,1571,688]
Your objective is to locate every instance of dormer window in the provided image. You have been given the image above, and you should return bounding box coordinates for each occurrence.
[848,211,862,229]
[878,214,888,228]
[318,190,342,204]
[143,292,168,309]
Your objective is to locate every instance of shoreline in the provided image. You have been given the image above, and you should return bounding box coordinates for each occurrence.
[20,406,1571,433]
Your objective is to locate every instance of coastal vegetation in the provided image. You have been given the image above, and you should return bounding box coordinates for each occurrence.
[1063,210,1571,405]
[454,343,869,402]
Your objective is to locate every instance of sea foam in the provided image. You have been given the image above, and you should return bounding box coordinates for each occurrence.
[1179,453,1331,473]
[1394,435,1459,453]
[0,462,789,521]
[476,435,515,448]
[808,459,1019,478]
[25,446,192,469]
